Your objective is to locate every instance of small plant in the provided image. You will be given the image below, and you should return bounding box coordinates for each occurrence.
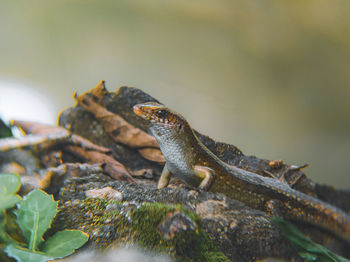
[271,217,348,262]
[0,173,89,262]
[0,119,12,138]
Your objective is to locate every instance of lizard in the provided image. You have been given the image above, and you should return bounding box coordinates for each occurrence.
[133,101,350,244]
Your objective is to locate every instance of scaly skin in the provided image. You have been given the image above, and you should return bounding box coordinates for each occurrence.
[133,102,350,244]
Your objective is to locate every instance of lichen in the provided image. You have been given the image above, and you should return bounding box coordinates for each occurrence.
[51,198,230,262]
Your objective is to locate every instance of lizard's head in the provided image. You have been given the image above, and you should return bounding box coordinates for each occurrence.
[134,102,198,172]
[133,102,187,130]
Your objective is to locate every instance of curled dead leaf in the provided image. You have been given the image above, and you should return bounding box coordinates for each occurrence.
[74,82,165,163]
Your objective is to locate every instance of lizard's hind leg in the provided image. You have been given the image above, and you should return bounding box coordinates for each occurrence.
[194,165,216,191]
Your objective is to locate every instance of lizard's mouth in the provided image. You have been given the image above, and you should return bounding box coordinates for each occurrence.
[133,104,148,119]
[133,103,162,121]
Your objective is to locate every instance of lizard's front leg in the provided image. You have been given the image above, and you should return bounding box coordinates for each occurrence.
[157,163,172,189]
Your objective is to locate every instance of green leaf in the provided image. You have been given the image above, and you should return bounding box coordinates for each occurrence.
[15,190,57,251]
[0,173,21,211]
[42,229,89,258]
[0,119,13,138]
[0,195,21,211]
[5,244,53,262]
[271,218,348,262]
[0,173,21,195]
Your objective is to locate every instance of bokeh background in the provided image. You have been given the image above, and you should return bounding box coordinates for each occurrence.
[1,0,349,188]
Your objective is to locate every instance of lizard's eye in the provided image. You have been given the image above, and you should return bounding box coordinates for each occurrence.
[155,110,168,119]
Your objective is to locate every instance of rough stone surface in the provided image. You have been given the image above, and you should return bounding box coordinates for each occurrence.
[55,173,296,261]
[85,187,123,201]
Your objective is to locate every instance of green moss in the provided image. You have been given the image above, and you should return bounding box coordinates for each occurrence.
[204,251,231,262]
[53,198,229,262]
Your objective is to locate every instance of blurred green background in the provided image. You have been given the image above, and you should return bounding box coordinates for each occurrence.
[0,0,349,188]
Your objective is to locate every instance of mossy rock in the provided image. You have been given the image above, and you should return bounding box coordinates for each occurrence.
[52,198,229,262]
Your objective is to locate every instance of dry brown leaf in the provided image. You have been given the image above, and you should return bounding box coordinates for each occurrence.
[138,148,165,163]
[75,84,165,163]
[89,79,108,103]
[0,131,69,152]
[131,168,153,178]
[41,163,105,190]
[3,120,134,182]
[65,145,135,182]
[75,91,158,148]
[9,120,111,154]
